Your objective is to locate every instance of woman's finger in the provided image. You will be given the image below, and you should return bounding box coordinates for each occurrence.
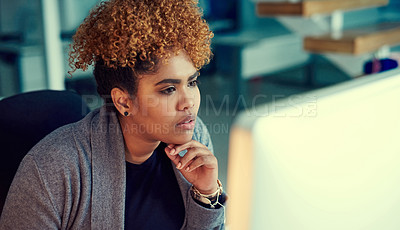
[169,140,204,156]
[178,147,209,170]
[186,155,217,172]
[164,146,180,166]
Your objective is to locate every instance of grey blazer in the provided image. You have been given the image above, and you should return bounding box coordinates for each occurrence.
[0,106,225,229]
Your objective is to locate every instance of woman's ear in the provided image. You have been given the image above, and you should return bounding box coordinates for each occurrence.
[111,88,133,116]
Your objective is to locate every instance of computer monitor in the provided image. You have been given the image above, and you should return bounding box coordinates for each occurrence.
[227,69,400,230]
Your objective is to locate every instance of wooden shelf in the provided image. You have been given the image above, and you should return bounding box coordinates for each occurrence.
[303,22,400,55]
[256,0,388,17]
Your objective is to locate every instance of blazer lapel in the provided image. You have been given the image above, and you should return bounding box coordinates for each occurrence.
[90,107,126,229]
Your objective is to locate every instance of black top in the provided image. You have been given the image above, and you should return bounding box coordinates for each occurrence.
[124,144,185,230]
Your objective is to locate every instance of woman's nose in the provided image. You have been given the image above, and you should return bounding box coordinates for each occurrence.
[177,90,195,111]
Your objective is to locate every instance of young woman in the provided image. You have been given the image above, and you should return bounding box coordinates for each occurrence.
[0,0,226,229]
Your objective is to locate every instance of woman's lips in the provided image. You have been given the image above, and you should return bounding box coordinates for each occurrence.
[176,115,196,130]
[176,120,195,130]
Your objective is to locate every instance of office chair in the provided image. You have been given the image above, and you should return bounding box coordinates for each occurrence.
[0,90,90,214]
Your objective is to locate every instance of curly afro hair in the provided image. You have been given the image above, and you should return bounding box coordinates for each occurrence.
[68,0,213,107]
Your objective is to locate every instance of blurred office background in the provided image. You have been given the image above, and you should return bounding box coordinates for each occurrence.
[1,0,400,186]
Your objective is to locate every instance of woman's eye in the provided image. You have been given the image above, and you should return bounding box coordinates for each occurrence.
[161,87,176,95]
[188,80,199,87]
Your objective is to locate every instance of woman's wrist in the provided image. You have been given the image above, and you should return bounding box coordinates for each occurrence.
[190,179,223,208]
[194,182,219,195]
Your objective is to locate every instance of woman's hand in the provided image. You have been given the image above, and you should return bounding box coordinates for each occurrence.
[164,140,218,194]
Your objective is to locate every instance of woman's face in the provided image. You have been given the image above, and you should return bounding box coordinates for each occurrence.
[127,51,201,145]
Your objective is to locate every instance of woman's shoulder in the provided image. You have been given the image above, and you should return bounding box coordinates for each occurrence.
[193,117,214,153]
[26,108,101,167]
[193,117,207,139]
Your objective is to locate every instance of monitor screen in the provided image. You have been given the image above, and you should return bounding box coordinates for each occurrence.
[227,69,400,230]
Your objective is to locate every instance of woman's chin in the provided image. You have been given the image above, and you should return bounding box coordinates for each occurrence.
[163,133,194,145]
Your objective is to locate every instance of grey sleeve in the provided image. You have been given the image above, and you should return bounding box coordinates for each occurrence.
[0,154,60,229]
[184,194,225,230]
[185,117,225,229]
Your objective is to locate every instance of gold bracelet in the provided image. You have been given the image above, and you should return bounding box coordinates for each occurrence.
[190,179,223,208]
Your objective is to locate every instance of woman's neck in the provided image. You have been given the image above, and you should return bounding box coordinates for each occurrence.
[119,116,160,164]
[124,137,160,164]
